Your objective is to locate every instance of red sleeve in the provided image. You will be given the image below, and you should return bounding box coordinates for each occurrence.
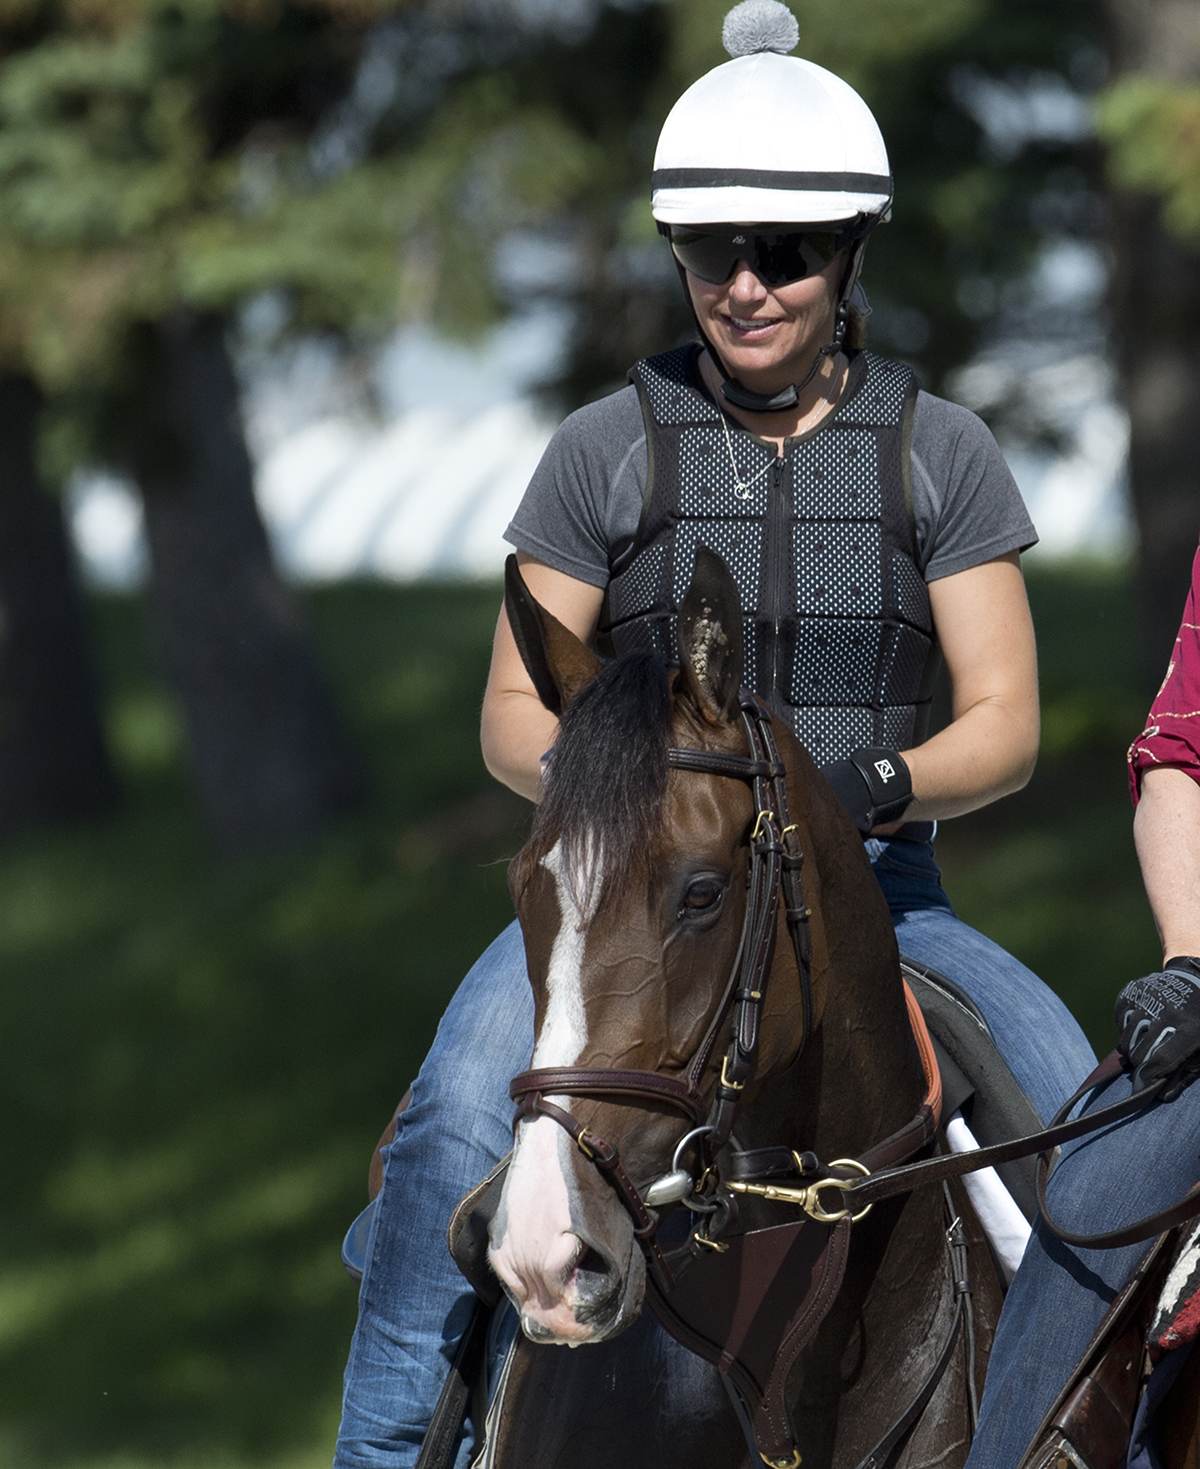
[1129,542,1200,804]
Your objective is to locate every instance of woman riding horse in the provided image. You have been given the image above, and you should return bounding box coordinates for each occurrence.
[333,5,1094,1464]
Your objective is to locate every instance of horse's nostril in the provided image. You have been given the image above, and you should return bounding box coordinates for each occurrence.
[571,1245,622,1330]
[574,1246,610,1281]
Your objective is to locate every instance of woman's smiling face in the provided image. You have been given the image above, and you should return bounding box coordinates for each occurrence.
[686,249,844,393]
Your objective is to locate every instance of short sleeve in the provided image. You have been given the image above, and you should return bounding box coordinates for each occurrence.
[909,395,1038,581]
[1128,543,1200,803]
[503,388,647,588]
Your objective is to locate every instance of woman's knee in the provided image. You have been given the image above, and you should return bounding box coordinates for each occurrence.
[403,922,534,1134]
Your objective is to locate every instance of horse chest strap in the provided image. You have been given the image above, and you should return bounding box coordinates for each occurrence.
[647,1215,852,1469]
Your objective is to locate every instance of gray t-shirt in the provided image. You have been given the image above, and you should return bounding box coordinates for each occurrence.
[505,379,1036,588]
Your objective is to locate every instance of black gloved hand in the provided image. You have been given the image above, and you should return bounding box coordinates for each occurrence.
[1116,956,1200,1099]
[819,747,913,836]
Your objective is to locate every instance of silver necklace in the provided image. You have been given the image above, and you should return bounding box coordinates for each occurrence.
[720,412,775,501]
[717,354,843,502]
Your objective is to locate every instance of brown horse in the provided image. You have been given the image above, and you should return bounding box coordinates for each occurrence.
[470,549,1002,1467]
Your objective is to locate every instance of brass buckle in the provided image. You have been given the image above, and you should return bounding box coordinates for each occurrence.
[763,1450,802,1468]
[751,809,776,842]
[728,1158,873,1225]
[575,1133,596,1161]
[720,1054,745,1092]
[693,1232,729,1254]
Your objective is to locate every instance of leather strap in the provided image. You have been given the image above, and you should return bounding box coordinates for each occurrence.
[838,1052,1200,1253]
[510,1067,704,1122]
[667,747,786,781]
[413,1295,491,1469]
[852,1275,966,1469]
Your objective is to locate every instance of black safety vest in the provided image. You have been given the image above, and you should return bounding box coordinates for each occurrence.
[598,345,938,763]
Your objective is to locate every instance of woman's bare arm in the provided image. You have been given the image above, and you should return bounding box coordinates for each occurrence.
[1134,766,1200,962]
[898,551,1040,823]
[480,553,606,803]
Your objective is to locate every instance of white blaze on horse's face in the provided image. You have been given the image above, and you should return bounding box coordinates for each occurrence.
[533,838,593,1068]
[490,837,627,1346]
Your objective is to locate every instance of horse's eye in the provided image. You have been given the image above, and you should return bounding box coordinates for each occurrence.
[678,878,724,919]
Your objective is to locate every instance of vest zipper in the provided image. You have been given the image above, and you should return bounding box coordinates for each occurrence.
[769,453,786,709]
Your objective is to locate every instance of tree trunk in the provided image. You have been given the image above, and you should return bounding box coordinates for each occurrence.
[0,373,118,834]
[1105,0,1200,691]
[132,311,367,855]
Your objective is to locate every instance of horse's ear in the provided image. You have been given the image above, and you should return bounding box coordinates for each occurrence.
[676,546,744,722]
[504,555,601,714]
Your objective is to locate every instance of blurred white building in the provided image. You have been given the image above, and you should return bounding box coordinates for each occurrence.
[68,243,1135,589]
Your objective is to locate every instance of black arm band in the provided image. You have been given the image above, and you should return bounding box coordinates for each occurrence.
[847,747,913,824]
[820,747,913,835]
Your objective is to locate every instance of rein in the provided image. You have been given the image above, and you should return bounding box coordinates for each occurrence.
[832,1049,1200,1251]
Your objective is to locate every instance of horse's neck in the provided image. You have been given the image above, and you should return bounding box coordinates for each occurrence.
[750,745,926,1162]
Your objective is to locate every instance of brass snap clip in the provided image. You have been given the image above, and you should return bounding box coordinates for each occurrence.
[728,1158,873,1225]
[801,1158,873,1224]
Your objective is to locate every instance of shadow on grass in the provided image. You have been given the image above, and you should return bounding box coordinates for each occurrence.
[0,564,1159,1466]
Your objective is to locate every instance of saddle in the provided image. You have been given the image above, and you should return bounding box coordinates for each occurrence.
[906,965,1200,1467]
[900,959,1042,1224]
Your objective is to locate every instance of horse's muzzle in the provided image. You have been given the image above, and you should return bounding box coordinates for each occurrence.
[499,1229,645,1347]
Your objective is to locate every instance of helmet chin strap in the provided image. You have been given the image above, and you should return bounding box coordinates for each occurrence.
[680,236,868,416]
[718,333,842,413]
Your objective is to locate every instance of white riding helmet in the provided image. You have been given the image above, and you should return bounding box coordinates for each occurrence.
[651,0,892,228]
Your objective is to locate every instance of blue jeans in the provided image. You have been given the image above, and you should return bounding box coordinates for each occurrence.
[334,839,1096,1467]
[965,1070,1200,1468]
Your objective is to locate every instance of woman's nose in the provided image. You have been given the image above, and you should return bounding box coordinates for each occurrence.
[727,262,767,300]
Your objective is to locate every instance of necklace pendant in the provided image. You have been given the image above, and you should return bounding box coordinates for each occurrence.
[735,481,751,501]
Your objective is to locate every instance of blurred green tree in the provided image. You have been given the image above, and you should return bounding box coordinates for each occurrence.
[1097,0,1200,686]
[0,372,118,835]
[0,0,640,851]
[0,0,434,851]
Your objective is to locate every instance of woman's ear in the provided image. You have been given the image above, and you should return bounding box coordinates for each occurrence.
[504,555,601,714]
[675,546,744,722]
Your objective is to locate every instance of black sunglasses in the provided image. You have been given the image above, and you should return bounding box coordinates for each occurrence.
[664,223,863,287]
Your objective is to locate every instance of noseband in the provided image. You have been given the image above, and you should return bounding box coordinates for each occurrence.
[509,690,814,1291]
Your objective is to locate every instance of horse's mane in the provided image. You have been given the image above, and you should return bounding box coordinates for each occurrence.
[528,651,672,910]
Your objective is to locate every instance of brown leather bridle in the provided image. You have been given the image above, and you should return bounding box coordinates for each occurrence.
[509,689,815,1291]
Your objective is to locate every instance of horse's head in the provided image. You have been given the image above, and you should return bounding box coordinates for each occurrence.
[488,549,820,1346]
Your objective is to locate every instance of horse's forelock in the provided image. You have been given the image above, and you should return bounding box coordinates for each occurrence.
[528,651,672,913]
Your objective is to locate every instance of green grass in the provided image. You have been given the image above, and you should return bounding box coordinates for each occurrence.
[0,565,1157,1467]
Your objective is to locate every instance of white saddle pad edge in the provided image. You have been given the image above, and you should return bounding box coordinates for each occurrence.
[946,1109,1032,1286]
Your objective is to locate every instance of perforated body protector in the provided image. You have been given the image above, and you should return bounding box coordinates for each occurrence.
[598,345,939,763]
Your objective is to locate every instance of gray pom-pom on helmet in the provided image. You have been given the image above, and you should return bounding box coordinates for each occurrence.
[721,0,800,58]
